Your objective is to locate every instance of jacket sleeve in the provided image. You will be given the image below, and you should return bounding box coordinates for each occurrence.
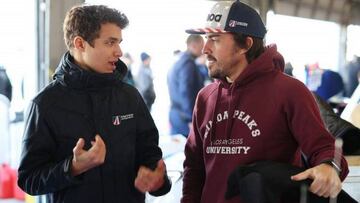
[135,95,171,196]
[284,84,349,180]
[181,98,206,203]
[18,102,82,195]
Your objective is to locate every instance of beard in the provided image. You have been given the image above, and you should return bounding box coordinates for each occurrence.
[209,66,224,79]
[207,45,242,80]
[207,56,225,79]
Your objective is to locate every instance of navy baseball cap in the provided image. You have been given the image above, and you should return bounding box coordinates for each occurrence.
[186,0,267,39]
[140,52,150,62]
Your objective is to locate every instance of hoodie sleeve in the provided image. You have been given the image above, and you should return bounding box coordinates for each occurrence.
[18,102,82,195]
[284,82,349,181]
[134,95,171,196]
[181,97,206,203]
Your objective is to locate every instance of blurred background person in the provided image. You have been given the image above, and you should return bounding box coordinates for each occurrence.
[173,49,182,59]
[344,55,360,97]
[303,62,345,103]
[196,53,212,86]
[167,34,205,137]
[121,52,136,86]
[284,62,294,77]
[0,65,12,102]
[0,64,12,164]
[136,52,156,111]
[314,69,345,102]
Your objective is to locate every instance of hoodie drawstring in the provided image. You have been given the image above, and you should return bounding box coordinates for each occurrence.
[210,82,245,142]
[209,83,223,145]
[225,84,238,140]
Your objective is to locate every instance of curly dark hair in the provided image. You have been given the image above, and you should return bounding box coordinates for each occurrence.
[63,4,129,49]
[231,33,265,64]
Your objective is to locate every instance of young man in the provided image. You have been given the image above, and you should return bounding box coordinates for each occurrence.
[182,1,349,203]
[17,5,171,203]
[167,34,205,137]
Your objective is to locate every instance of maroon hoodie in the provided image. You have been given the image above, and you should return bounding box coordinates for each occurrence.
[181,44,349,203]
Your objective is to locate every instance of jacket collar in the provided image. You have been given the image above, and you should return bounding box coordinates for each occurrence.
[53,52,127,90]
[218,44,284,89]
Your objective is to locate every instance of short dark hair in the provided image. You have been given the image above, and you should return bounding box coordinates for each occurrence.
[186,34,203,45]
[231,33,265,64]
[63,4,129,49]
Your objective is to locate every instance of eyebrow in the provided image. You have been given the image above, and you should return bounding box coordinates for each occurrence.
[206,34,221,39]
[107,37,122,42]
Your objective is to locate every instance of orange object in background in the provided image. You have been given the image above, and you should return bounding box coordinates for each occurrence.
[0,164,25,200]
[0,164,13,198]
[9,168,25,200]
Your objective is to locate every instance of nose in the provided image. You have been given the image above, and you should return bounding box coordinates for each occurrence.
[115,44,123,58]
[202,39,211,55]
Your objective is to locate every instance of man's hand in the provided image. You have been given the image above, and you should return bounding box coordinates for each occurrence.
[134,159,166,193]
[71,134,106,176]
[291,163,341,198]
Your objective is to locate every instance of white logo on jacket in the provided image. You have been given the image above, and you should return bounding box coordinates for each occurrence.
[112,113,134,126]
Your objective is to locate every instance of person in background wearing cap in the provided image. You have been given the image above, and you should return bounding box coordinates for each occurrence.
[136,52,156,111]
[167,34,206,137]
[17,4,171,203]
[181,1,349,203]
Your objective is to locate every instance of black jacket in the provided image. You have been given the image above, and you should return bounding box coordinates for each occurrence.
[18,52,171,203]
[313,93,360,155]
[226,161,358,203]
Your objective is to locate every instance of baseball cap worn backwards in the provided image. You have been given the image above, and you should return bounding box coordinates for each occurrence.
[186,0,266,39]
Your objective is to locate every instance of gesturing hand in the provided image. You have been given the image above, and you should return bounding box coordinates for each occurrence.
[134,159,166,193]
[291,163,341,198]
[71,134,106,176]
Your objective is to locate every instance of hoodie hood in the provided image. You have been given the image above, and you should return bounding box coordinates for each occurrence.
[53,52,128,89]
[220,44,284,89]
[210,44,285,141]
[235,44,284,86]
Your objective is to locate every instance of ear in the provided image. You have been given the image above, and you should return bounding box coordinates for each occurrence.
[243,37,253,54]
[237,37,254,55]
[73,36,86,51]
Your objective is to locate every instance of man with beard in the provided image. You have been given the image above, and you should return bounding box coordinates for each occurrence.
[181,1,349,203]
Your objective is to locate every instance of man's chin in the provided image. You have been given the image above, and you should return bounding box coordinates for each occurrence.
[104,67,116,73]
[209,72,221,79]
[208,67,220,79]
